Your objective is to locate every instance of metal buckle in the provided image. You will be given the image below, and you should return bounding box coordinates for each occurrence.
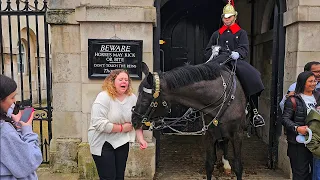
[162,101,167,107]
[253,114,265,127]
[213,119,219,126]
[142,118,147,123]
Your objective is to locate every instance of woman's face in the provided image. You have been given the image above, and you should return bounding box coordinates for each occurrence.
[114,72,129,96]
[0,90,17,113]
[304,76,317,93]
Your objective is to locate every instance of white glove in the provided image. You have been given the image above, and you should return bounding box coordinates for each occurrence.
[206,45,221,63]
[230,51,240,60]
[211,45,221,57]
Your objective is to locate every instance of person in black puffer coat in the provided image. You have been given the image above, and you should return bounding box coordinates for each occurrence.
[282,71,320,180]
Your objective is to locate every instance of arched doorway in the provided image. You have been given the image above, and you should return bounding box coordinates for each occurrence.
[159,0,225,130]
[160,0,224,71]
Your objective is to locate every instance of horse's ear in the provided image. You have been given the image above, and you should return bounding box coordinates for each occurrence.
[147,72,153,85]
[141,62,149,75]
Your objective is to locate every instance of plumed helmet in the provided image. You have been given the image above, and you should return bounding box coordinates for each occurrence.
[222,0,237,18]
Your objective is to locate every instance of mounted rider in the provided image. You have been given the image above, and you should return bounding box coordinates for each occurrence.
[204,0,265,127]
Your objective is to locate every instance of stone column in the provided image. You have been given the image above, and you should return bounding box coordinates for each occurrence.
[47,0,156,179]
[279,0,320,177]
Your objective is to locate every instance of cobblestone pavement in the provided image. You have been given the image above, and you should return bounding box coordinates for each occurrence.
[154,135,290,180]
[37,166,79,180]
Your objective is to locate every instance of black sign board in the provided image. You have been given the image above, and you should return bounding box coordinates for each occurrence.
[88,39,143,79]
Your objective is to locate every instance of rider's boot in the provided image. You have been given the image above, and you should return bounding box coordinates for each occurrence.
[250,95,265,127]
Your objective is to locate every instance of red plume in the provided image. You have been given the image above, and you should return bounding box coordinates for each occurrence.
[231,0,235,7]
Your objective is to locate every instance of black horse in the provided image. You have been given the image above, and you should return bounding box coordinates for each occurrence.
[132,56,246,180]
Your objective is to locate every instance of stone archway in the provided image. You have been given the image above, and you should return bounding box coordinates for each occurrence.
[261,0,275,34]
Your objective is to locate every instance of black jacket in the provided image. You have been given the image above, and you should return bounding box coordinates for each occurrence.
[204,28,264,96]
[282,92,320,144]
[205,29,249,61]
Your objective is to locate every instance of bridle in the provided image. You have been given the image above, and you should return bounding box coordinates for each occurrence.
[131,72,170,127]
[132,59,239,132]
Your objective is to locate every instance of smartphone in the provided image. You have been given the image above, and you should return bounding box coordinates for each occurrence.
[20,107,35,123]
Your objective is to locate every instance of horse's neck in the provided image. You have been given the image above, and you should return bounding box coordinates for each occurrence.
[162,72,229,111]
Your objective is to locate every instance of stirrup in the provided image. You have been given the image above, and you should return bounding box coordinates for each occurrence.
[252,108,265,127]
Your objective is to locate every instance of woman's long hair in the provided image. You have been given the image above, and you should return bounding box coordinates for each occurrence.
[295,71,315,94]
[102,69,133,99]
[0,75,17,128]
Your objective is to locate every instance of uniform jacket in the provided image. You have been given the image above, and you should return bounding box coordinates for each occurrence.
[204,24,264,96]
[205,24,249,61]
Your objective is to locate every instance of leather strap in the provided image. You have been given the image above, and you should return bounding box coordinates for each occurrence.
[290,97,297,111]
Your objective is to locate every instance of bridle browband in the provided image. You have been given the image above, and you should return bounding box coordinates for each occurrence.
[131,72,170,127]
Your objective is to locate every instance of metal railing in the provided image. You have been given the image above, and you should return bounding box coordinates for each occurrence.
[0,0,52,163]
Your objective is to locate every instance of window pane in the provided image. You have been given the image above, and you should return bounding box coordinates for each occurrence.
[17,42,25,74]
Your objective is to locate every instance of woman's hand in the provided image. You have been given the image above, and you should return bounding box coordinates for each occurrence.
[122,122,133,132]
[11,111,34,127]
[11,111,22,128]
[139,138,148,150]
[136,128,148,150]
[11,111,22,123]
[297,126,308,135]
[288,91,295,96]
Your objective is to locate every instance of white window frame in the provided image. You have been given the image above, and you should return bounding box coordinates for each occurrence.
[17,41,26,74]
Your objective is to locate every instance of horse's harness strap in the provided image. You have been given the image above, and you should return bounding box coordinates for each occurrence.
[206,60,238,127]
[138,72,170,126]
[230,75,237,102]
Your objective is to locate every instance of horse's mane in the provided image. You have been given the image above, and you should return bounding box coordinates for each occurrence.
[160,61,223,90]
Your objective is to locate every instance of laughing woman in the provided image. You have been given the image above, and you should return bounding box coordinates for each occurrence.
[88,69,147,180]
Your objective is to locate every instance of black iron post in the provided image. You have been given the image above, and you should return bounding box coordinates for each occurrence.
[268,0,286,169]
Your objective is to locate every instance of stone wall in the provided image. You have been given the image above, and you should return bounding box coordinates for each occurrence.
[46,0,320,179]
[278,0,320,177]
[48,0,156,179]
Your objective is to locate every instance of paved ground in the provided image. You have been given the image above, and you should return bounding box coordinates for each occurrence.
[37,134,290,180]
[154,135,290,180]
[37,167,79,180]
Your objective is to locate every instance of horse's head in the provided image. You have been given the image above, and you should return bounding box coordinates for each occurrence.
[132,62,170,129]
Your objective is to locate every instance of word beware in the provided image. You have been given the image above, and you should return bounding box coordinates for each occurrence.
[100,45,131,52]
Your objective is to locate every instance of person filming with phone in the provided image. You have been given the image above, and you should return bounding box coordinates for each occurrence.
[0,74,42,180]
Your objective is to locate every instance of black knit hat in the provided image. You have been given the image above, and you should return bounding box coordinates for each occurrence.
[0,74,17,100]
